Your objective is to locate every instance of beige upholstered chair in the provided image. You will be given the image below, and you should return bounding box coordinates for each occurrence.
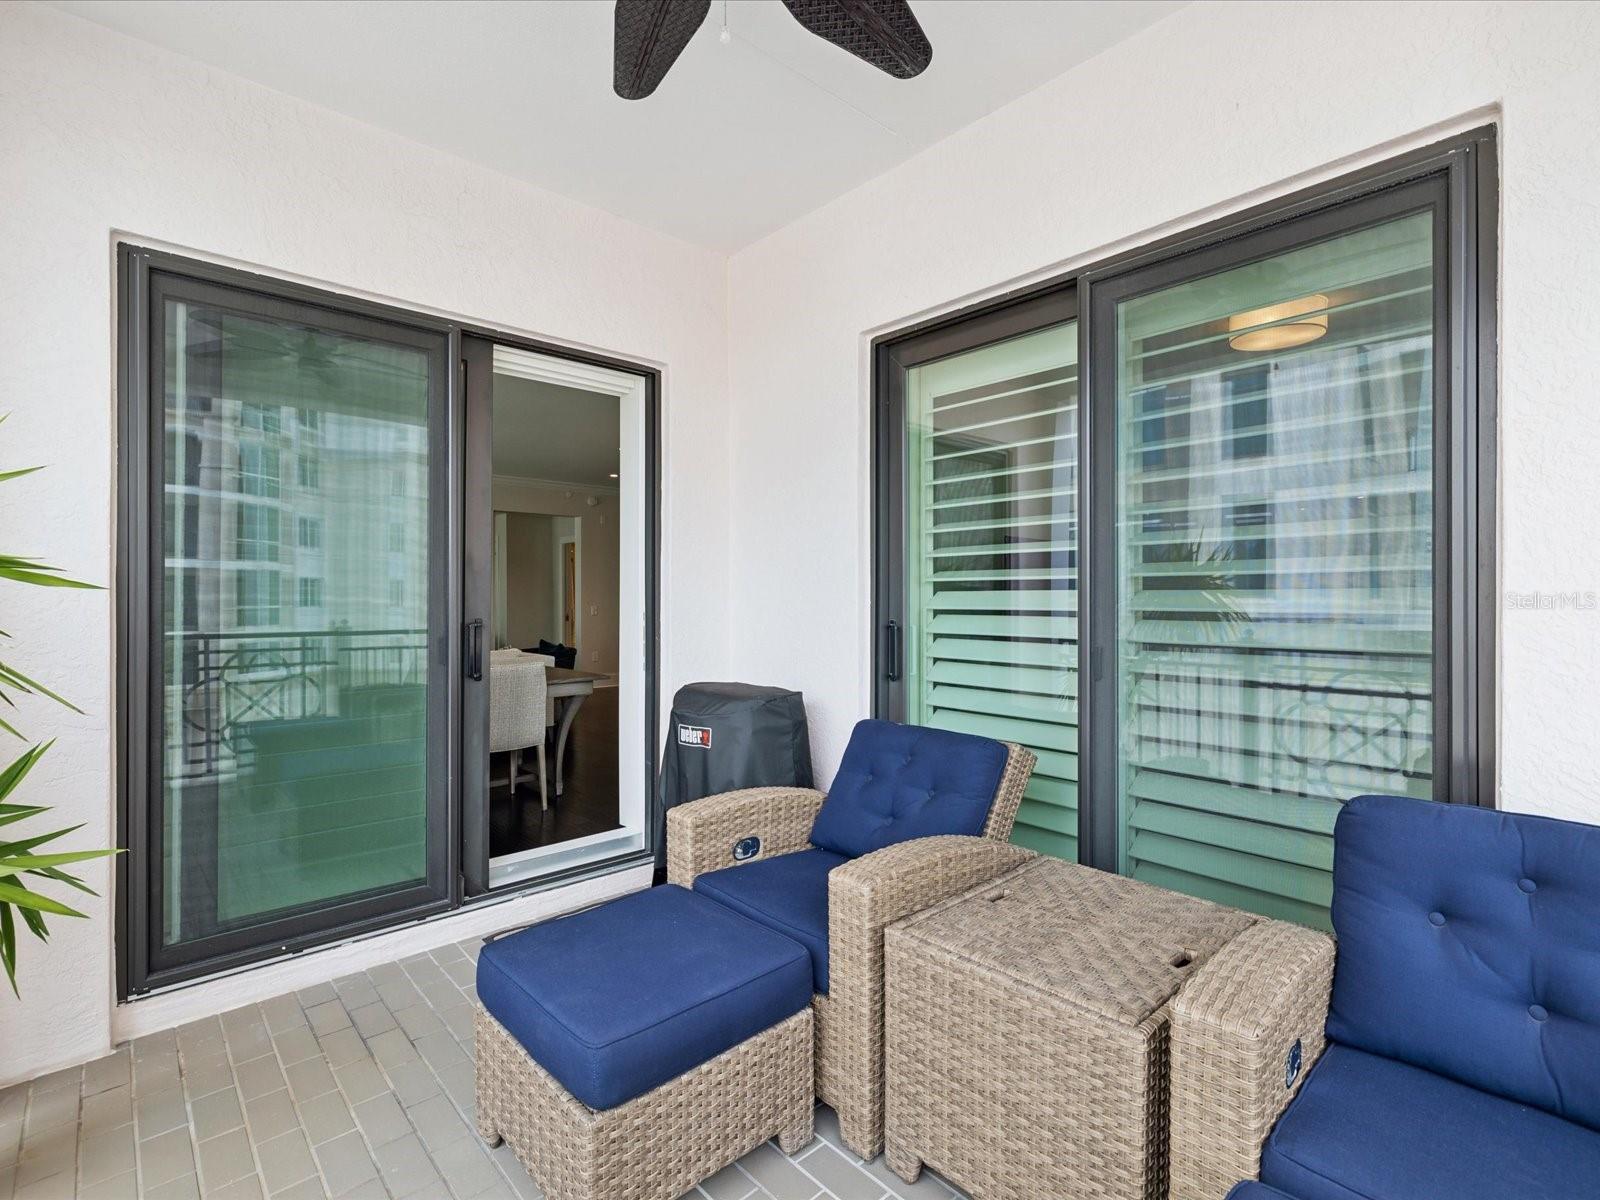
[667,721,1038,1159]
[489,656,549,810]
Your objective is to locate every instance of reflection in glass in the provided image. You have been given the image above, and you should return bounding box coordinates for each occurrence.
[904,323,1080,860]
[162,301,432,947]
[1114,212,1435,927]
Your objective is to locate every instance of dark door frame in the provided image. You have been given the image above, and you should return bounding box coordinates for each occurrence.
[870,125,1498,877]
[116,246,662,997]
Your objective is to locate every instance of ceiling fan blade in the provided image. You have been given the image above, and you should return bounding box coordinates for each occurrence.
[780,0,931,79]
[613,0,712,100]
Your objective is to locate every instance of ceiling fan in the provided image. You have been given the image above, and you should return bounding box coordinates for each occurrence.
[613,0,933,100]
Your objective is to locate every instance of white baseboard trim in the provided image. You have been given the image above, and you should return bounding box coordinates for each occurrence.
[113,863,652,1043]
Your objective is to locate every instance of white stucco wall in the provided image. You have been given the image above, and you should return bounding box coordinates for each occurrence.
[6,0,1600,1087]
[0,1,731,1084]
[725,1,1600,826]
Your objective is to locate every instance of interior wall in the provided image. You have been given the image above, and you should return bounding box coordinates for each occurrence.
[502,512,557,649]
[0,1,731,1085]
[492,480,622,676]
[724,0,1600,828]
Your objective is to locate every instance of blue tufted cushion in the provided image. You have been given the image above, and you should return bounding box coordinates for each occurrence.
[476,884,812,1110]
[1259,1043,1600,1200]
[808,719,1008,860]
[1327,794,1600,1131]
[694,849,844,993]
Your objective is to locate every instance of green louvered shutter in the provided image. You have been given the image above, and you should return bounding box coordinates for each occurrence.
[904,323,1080,861]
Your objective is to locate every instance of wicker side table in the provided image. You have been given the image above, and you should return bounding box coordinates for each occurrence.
[884,857,1257,1200]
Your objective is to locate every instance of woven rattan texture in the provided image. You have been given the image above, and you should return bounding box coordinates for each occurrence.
[475,1005,813,1200]
[885,857,1258,1199]
[663,740,1038,1162]
[1167,920,1336,1200]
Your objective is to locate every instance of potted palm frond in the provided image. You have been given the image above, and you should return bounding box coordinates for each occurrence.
[0,419,117,996]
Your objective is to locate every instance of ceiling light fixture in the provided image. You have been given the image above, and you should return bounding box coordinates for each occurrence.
[1227,294,1330,352]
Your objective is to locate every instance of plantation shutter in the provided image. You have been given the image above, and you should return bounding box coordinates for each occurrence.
[1112,210,1436,929]
[904,323,1080,861]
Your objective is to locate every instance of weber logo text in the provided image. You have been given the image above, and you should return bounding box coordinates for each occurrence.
[677,724,712,749]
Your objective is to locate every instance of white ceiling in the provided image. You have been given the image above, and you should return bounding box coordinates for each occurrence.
[50,0,1182,251]
[492,375,620,489]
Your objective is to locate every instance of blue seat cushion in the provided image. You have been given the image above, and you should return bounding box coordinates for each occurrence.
[1260,1043,1600,1200]
[1226,1185,1300,1200]
[1328,794,1600,1130]
[475,884,812,1111]
[809,719,1007,860]
[694,849,844,993]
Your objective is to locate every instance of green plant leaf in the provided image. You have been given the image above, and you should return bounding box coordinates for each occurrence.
[0,743,51,800]
[1,823,84,856]
[0,664,81,713]
[17,901,47,941]
[2,849,118,871]
[0,878,86,918]
[0,903,17,997]
[0,805,48,829]
[28,865,94,894]
[0,466,43,484]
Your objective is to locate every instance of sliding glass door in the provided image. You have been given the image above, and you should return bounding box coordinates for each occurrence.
[122,255,451,991]
[876,130,1494,929]
[1103,199,1438,926]
[885,307,1081,860]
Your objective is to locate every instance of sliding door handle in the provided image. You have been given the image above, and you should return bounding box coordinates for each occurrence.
[464,618,484,681]
[886,620,903,682]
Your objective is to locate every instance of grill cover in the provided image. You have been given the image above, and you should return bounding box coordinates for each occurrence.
[656,683,813,877]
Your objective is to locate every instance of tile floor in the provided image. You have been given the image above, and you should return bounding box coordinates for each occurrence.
[0,936,968,1200]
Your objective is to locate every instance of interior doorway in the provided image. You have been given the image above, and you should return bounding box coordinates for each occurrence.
[462,339,653,892]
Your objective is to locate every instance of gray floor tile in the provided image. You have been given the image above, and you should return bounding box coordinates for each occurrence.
[273,1026,323,1068]
[198,1126,258,1188]
[405,1093,468,1154]
[285,1056,337,1105]
[134,1084,188,1140]
[366,1030,420,1073]
[334,975,381,1012]
[78,1085,132,1138]
[256,1127,318,1194]
[210,1174,268,1200]
[272,1176,331,1200]
[306,1001,352,1038]
[434,1060,475,1115]
[349,1003,398,1040]
[315,1129,378,1195]
[413,1032,468,1075]
[260,996,308,1037]
[16,1124,76,1188]
[146,1172,203,1200]
[236,1056,288,1103]
[375,978,424,1013]
[393,1006,443,1042]
[860,1155,955,1199]
[739,1141,823,1200]
[793,1144,884,1200]
[81,1051,131,1099]
[380,1060,439,1110]
[79,1122,136,1186]
[181,1050,237,1101]
[177,1016,228,1060]
[429,1136,500,1199]
[0,1085,27,1125]
[22,1085,77,1137]
[351,1094,410,1150]
[297,983,338,1009]
[191,1085,245,1141]
[243,1089,300,1144]
[317,1027,370,1070]
[297,1090,357,1146]
[0,1117,19,1166]
[139,1125,198,1188]
[699,1161,758,1199]
[336,1180,390,1200]
[418,979,466,1012]
[375,1132,443,1199]
[79,1169,138,1199]
[332,1060,389,1108]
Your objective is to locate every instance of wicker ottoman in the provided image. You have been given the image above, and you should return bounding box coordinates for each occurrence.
[475,885,816,1200]
[884,857,1257,1200]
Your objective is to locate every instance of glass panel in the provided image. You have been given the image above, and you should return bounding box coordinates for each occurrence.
[161,298,433,949]
[904,322,1079,860]
[1114,211,1435,928]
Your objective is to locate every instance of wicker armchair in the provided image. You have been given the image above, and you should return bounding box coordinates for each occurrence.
[667,721,1037,1160]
